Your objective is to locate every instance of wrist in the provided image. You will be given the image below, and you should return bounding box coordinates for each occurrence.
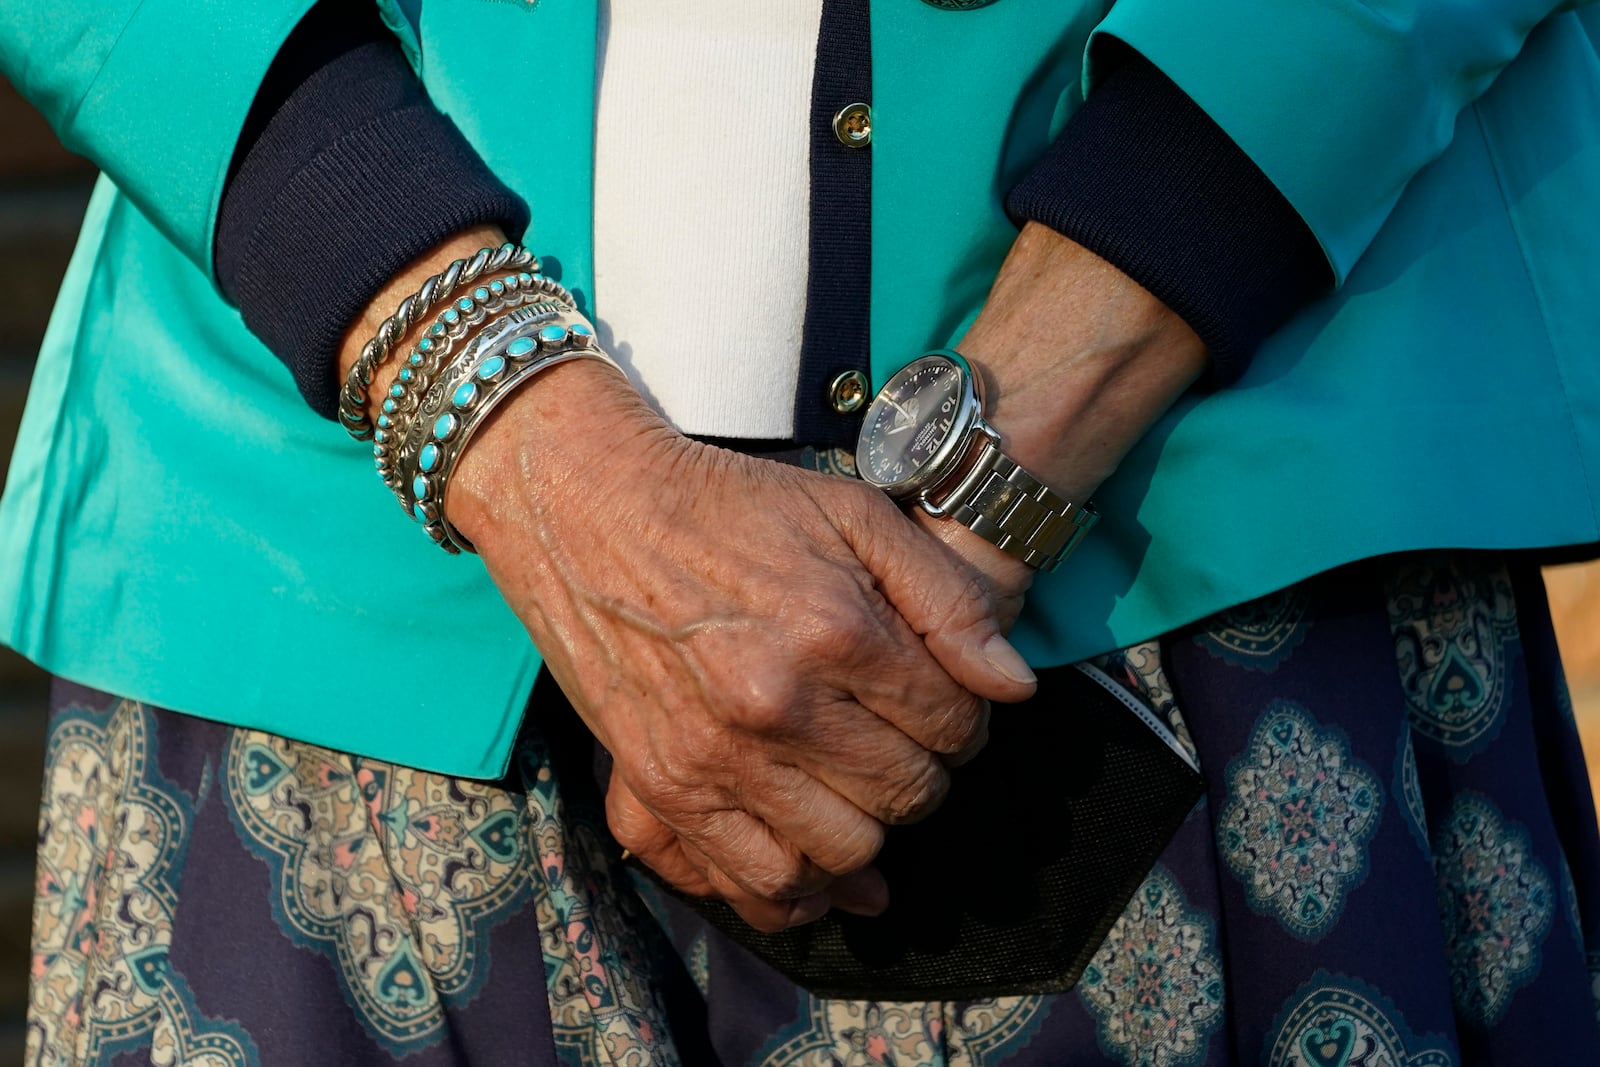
[337,224,510,426]
[956,223,1206,501]
[445,358,669,554]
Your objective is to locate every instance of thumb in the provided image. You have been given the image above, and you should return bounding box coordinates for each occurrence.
[841,493,1038,704]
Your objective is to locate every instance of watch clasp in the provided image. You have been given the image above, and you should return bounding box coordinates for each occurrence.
[917,421,1002,519]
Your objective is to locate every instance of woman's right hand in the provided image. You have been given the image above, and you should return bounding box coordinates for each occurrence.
[446,358,1038,930]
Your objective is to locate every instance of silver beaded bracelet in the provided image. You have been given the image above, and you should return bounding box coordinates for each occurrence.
[338,242,538,441]
[389,296,586,514]
[372,271,577,493]
[402,307,619,553]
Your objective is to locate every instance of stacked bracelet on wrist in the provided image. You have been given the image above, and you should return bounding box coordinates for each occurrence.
[345,243,621,552]
[373,269,576,494]
[339,242,537,441]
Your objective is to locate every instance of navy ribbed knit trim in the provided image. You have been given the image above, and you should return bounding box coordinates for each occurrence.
[216,4,529,418]
[792,0,872,448]
[1006,46,1330,385]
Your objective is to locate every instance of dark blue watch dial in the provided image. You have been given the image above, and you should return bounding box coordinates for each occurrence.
[860,357,962,488]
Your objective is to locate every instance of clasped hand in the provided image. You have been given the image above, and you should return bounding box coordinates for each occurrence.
[450,361,1036,931]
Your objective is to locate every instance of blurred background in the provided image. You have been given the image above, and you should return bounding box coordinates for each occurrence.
[0,74,97,1058]
[2,71,1599,1061]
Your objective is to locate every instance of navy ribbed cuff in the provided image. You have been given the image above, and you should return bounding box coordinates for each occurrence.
[217,8,529,418]
[1006,46,1330,385]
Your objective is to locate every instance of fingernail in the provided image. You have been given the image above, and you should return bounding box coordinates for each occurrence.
[829,868,890,917]
[983,634,1036,685]
[785,893,831,928]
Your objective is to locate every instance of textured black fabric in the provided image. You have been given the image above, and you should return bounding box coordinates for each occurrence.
[792,0,873,448]
[216,1,529,418]
[1007,46,1331,385]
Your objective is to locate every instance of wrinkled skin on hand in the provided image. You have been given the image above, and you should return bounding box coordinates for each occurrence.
[342,223,1203,933]
[450,362,1037,931]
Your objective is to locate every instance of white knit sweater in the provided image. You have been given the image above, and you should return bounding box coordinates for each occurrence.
[592,0,823,439]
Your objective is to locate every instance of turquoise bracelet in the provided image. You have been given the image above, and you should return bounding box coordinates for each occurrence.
[372,271,575,494]
[402,308,618,552]
[339,242,538,441]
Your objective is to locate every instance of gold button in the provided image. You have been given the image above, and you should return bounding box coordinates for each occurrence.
[833,103,873,149]
[829,370,870,413]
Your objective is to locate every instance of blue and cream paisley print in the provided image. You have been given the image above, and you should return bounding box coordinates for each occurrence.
[1218,703,1382,939]
[1432,794,1553,1024]
[30,553,1600,1066]
[1193,587,1312,672]
[1386,560,1518,758]
[1264,973,1454,1067]
[1078,866,1225,1067]
[755,995,1049,1066]
[225,731,535,1053]
[30,700,258,1067]
[226,730,681,1063]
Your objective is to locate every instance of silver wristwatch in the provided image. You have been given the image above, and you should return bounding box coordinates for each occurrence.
[855,349,1097,571]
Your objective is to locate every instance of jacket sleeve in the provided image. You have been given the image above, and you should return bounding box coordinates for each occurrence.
[0,0,318,279]
[1087,0,1588,283]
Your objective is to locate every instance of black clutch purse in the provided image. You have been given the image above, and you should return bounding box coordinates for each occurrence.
[627,662,1204,1001]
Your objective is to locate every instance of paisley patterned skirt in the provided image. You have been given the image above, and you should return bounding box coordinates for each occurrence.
[28,553,1600,1066]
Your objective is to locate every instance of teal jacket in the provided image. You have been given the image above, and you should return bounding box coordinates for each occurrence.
[2,0,1598,777]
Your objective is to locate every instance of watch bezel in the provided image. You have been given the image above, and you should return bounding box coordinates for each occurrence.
[857,350,984,498]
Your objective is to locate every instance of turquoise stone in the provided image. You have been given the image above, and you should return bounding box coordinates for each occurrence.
[489,280,505,296]
[389,383,404,398]
[472,287,489,303]
[419,443,440,472]
[506,338,535,359]
[372,444,383,458]
[539,324,566,343]
[456,297,473,313]
[434,413,458,440]
[477,356,506,380]
[408,352,424,366]
[382,398,397,414]
[398,367,413,382]
[377,414,391,428]
[443,309,460,325]
[520,272,534,285]
[418,337,433,353]
[453,382,478,408]
[413,475,429,501]
[430,322,446,338]
[374,428,387,443]
[571,323,593,337]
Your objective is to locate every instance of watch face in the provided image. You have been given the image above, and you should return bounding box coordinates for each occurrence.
[858,355,969,491]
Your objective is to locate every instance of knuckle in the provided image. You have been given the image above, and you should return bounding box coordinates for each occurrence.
[810,614,878,663]
[625,754,701,814]
[922,692,988,757]
[939,571,997,634]
[604,806,648,853]
[722,670,800,734]
[819,819,885,876]
[743,858,816,902]
[880,754,950,825]
[604,790,662,855]
[793,598,883,662]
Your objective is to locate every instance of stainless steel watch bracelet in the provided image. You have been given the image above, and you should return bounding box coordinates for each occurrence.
[930,437,1098,571]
